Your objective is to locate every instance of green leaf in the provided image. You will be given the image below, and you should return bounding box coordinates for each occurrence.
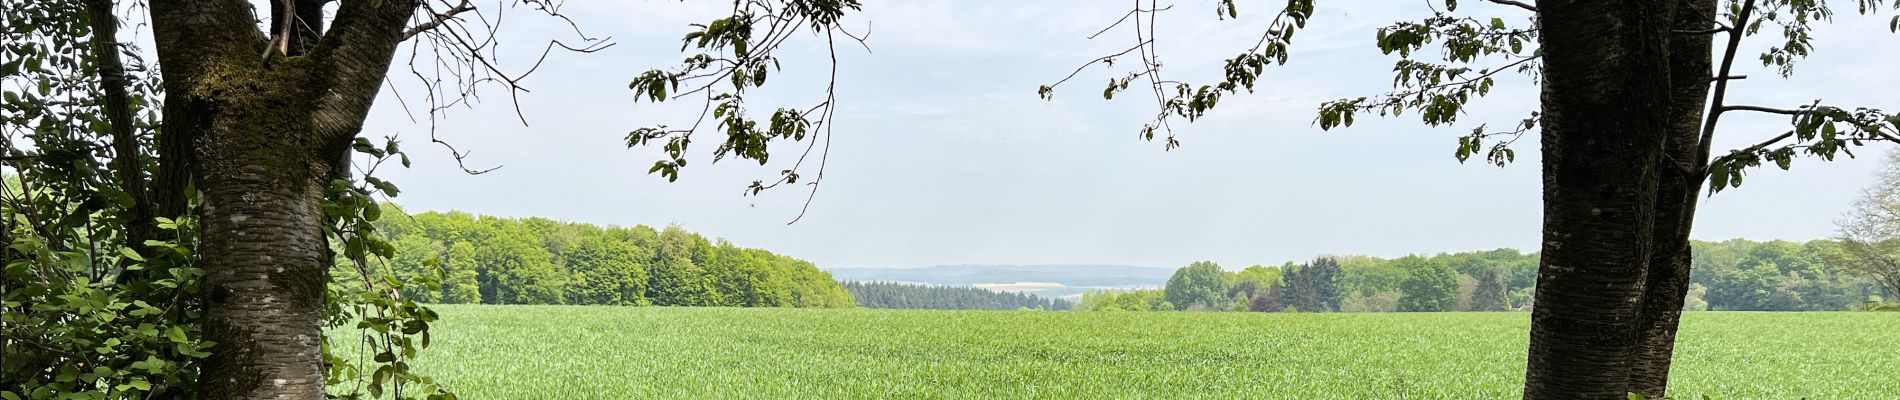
[115,379,151,392]
[119,247,144,262]
[1709,162,1730,192]
[371,179,400,197]
[167,326,188,343]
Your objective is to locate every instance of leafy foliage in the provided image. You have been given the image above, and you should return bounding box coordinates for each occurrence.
[1163,261,1231,311]
[626,0,867,218]
[2,1,210,397]
[1397,256,1459,312]
[363,208,854,308]
[1077,289,1174,312]
[1692,239,1881,310]
[318,138,456,400]
[1708,104,1900,194]
[3,215,209,398]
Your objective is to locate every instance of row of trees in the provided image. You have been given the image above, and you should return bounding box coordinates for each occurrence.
[1688,239,1889,311]
[842,282,1069,310]
[350,207,855,308]
[1085,254,1523,313]
[1085,240,1890,313]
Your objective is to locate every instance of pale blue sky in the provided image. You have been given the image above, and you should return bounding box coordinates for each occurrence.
[365,0,1900,269]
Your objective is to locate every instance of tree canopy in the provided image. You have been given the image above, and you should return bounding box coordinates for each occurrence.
[1164,261,1233,311]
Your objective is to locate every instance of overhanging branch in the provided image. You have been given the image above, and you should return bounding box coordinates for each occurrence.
[1485,0,1538,12]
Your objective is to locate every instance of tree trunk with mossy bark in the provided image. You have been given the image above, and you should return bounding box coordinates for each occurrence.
[149,0,417,397]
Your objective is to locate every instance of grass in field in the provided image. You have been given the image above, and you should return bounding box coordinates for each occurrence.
[362,306,1899,399]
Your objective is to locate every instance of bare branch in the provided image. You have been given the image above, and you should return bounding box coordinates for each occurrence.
[404,0,477,40]
[1733,130,1796,156]
[1485,0,1538,12]
[1720,104,1807,115]
[1674,26,1730,35]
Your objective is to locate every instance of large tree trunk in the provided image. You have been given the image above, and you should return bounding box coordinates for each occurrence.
[1524,0,1675,398]
[1627,0,1717,396]
[149,0,418,397]
[197,151,336,399]
[185,34,345,400]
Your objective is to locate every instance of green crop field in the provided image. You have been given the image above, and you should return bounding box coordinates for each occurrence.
[356,306,1899,399]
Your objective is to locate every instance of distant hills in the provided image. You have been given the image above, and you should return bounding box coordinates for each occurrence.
[826,264,1173,288]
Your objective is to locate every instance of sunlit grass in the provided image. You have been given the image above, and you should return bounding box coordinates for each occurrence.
[380,306,1900,399]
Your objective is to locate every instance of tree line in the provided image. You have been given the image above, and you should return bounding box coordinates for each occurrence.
[349,206,855,308]
[843,282,1070,310]
[1082,240,1890,313]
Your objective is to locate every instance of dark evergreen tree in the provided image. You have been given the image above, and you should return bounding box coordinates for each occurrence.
[844,282,1069,310]
[1280,258,1342,312]
[1308,257,1343,311]
[1471,269,1511,311]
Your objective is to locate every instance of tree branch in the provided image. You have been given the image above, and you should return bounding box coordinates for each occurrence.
[1719,104,1805,115]
[404,0,477,40]
[1693,0,1757,168]
[1042,39,1153,93]
[1419,54,1541,91]
[1735,130,1795,154]
[149,0,268,82]
[311,0,423,144]
[1674,26,1729,35]
[1485,0,1538,12]
[87,0,159,279]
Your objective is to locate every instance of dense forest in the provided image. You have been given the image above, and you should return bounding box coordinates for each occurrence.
[346,206,855,308]
[843,282,1071,310]
[1083,239,1891,313]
